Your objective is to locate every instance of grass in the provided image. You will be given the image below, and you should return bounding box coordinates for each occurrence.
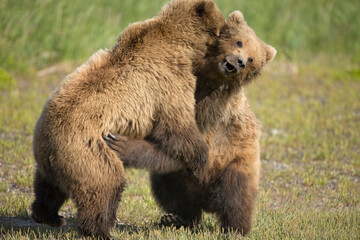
[1,62,359,239]
[1,0,360,239]
[0,0,359,72]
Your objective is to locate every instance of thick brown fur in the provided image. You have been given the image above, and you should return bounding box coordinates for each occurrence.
[31,0,224,239]
[106,11,276,235]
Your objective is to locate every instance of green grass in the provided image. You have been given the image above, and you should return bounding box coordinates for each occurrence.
[1,0,360,239]
[0,0,359,72]
[1,62,359,239]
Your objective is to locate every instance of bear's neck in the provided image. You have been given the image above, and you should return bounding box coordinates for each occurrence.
[195,75,243,132]
[195,70,242,104]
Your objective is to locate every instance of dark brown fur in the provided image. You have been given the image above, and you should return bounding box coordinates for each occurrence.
[106,11,276,235]
[31,0,224,239]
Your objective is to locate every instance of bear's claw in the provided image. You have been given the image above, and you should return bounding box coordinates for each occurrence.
[160,213,191,228]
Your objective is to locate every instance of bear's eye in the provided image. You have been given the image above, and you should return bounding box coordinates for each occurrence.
[236,41,243,48]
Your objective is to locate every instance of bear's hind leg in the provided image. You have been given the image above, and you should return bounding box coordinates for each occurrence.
[75,181,126,240]
[31,169,68,227]
[151,170,205,228]
[210,159,258,235]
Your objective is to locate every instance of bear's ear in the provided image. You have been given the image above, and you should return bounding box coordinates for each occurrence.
[227,10,245,25]
[194,0,224,36]
[195,0,215,17]
[266,45,277,63]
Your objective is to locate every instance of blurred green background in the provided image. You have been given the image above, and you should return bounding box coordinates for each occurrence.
[0,0,359,72]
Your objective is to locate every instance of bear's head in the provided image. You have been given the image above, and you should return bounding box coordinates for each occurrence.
[209,11,277,85]
[159,0,224,37]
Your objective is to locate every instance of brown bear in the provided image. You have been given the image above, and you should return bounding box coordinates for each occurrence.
[31,0,224,239]
[105,11,276,235]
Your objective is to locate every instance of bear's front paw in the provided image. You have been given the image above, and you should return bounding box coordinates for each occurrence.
[103,133,131,165]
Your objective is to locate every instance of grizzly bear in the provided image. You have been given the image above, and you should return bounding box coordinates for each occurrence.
[105,11,276,235]
[31,0,224,239]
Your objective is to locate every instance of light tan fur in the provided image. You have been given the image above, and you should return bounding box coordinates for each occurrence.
[31,1,224,239]
[106,10,276,235]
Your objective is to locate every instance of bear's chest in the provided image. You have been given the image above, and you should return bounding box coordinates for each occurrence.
[203,123,233,155]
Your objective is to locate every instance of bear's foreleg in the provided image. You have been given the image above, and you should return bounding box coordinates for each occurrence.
[105,122,209,181]
[104,134,185,173]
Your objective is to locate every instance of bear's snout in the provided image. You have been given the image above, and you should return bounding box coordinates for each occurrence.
[221,55,251,74]
[237,57,246,69]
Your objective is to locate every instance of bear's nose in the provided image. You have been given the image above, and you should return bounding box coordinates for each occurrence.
[237,58,246,69]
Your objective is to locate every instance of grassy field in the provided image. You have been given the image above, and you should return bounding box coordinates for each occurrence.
[1,0,359,239]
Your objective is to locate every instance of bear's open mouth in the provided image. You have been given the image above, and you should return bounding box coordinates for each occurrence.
[220,59,238,74]
[225,62,236,72]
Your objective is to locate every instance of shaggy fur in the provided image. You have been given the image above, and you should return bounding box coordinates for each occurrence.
[31,0,224,239]
[106,11,276,235]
